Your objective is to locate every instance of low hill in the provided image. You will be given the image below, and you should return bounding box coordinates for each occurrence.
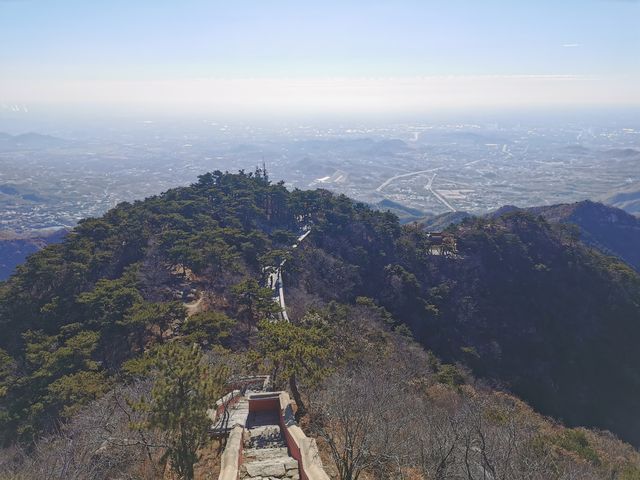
[600,182,640,216]
[0,229,68,280]
[418,210,472,231]
[372,198,430,223]
[0,132,69,150]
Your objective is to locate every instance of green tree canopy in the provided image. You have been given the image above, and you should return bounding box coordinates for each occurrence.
[258,318,334,418]
[132,343,226,480]
[180,311,236,347]
[231,278,281,330]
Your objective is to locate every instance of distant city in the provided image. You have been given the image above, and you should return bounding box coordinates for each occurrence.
[1,117,639,233]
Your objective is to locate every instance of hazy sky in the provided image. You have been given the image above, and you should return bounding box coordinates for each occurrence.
[1,0,639,115]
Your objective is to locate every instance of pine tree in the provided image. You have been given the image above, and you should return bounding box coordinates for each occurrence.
[231,279,281,331]
[258,319,333,419]
[134,343,225,480]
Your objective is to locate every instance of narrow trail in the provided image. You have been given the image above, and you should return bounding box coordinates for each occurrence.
[267,226,311,323]
[215,391,328,480]
[240,408,299,480]
[216,225,329,480]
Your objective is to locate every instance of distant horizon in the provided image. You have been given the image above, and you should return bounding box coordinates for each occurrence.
[2,104,640,139]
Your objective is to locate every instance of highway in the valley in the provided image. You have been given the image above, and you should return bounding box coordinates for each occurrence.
[426,173,457,212]
[376,168,441,192]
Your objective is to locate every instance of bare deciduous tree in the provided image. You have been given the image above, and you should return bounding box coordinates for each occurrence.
[310,340,607,480]
[0,380,165,480]
[310,362,413,480]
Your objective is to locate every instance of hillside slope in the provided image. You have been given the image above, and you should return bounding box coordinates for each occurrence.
[527,201,640,271]
[290,205,640,445]
[2,171,640,452]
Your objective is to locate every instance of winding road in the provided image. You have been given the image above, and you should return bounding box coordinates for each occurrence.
[376,167,456,212]
[376,168,440,192]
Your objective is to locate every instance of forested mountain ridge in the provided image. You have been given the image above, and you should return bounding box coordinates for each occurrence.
[2,171,640,478]
[527,200,640,271]
[0,170,305,442]
[418,213,640,442]
[294,202,640,444]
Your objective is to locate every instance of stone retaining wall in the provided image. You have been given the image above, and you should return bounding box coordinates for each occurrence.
[275,392,330,480]
[218,425,244,480]
[217,391,330,480]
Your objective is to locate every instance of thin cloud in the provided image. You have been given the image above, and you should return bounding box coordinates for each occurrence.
[562,43,582,48]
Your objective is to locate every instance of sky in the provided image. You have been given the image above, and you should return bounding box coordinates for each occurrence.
[0,0,639,116]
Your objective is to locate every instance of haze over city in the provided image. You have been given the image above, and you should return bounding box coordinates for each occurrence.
[1,0,639,235]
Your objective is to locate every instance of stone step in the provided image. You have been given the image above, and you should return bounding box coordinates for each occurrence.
[244,446,289,461]
[240,456,299,479]
[242,475,299,480]
[244,424,287,449]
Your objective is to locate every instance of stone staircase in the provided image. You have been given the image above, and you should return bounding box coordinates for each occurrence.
[240,411,299,480]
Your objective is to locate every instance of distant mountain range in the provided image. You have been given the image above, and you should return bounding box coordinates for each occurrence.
[0,132,68,150]
[372,198,431,223]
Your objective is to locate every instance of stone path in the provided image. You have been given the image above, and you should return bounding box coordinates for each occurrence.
[266,226,311,324]
[240,410,299,480]
[211,396,249,434]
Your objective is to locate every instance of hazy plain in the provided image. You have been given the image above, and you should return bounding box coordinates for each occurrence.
[1,109,638,232]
